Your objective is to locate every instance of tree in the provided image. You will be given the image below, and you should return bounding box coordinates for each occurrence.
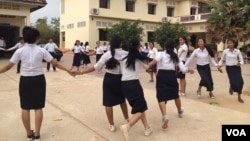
[206,0,250,43]
[153,21,189,48]
[106,20,143,50]
[35,17,60,45]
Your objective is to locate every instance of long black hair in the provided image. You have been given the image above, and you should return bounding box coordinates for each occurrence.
[198,38,215,57]
[123,38,149,70]
[179,35,190,56]
[164,39,179,64]
[105,35,122,69]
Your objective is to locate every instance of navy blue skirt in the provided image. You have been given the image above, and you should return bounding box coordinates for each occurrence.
[197,64,213,91]
[96,54,103,62]
[177,61,186,79]
[156,70,179,102]
[72,53,81,67]
[149,58,157,72]
[103,73,125,106]
[226,66,244,94]
[19,75,46,110]
[121,80,148,114]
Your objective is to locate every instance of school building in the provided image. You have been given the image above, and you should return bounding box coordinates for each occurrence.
[0,0,47,47]
[60,0,216,50]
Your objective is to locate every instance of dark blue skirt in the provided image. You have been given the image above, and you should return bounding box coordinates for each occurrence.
[149,58,157,72]
[103,73,125,106]
[226,66,244,94]
[197,64,213,91]
[19,75,46,110]
[121,80,148,114]
[96,54,103,62]
[72,53,81,66]
[156,70,179,102]
[177,61,186,79]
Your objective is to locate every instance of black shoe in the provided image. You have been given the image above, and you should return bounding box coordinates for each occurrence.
[34,135,41,141]
[238,98,244,103]
[27,130,34,141]
[229,87,233,95]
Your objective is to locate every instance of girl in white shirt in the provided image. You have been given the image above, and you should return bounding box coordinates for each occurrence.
[119,38,152,141]
[5,37,25,73]
[185,38,219,99]
[147,41,158,82]
[147,39,194,129]
[70,40,82,71]
[77,35,129,132]
[141,42,149,57]
[177,36,189,96]
[218,39,244,103]
[0,26,73,141]
[82,41,91,67]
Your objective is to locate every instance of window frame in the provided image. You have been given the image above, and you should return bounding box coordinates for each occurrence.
[148,4,156,15]
[99,0,110,9]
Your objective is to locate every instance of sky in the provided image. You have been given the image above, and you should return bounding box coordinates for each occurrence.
[30,0,60,24]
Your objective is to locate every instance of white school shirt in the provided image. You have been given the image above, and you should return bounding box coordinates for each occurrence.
[120,58,148,81]
[218,48,244,66]
[72,45,81,53]
[102,45,108,51]
[7,42,25,51]
[155,51,188,73]
[80,45,85,52]
[185,48,217,67]
[94,48,128,74]
[44,42,58,52]
[10,44,53,76]
[143,46,149,53]
[85,45,90,52]
[0,39,6,47]
[178,44,188,61]
[147,48,158,59]
[95,46,103,54]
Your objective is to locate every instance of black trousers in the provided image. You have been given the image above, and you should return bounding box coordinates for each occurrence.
[47,52,56,71]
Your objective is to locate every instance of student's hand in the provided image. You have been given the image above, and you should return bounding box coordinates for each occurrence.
[217,66,223,73]
[188,68,195,74]
[67,70,76,77]
[237,62,241,66]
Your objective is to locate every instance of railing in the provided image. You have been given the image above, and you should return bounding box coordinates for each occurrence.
[170,13,211,23]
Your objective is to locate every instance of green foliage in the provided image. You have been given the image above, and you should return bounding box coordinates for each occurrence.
[207,0,250,43]
[35,17,60,46]
[106,20,143,50]
[153,21,189,48]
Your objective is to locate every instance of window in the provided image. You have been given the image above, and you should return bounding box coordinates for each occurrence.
[126,1,135,12]
[99,0,110,9]
[77,21,86,27]
[148,4,156,15]
[67,23,74,29]
[190,8,196,15]
[167,7,174,17]
[99,29,107,41]
[61,0,65,14]
[147,32,154,42]
[198,2,210,14]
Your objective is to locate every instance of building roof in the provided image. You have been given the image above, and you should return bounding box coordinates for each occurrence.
[0,0,47,12]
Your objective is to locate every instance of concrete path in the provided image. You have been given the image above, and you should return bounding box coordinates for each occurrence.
[0,54,249,141]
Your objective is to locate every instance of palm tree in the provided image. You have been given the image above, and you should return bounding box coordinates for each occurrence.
[206,0,250,43]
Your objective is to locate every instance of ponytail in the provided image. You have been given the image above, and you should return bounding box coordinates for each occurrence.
[165,39,179,64]
[206,46,215,58]
[105,35,122,69]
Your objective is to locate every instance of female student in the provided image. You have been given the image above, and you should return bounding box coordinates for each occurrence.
[0,26,73,141]
[70,40,82,71]
[82,41,91,67]
[147,39,194,129]
[185,38,219,99]
[77,35,129,132]
[119,38,152,141]
[177,36,189,96]
[218,39,244,103]
[5,37,25,73]
[147,41,158,82]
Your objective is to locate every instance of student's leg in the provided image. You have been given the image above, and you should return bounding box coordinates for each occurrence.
[46,62,50,71]
[17,61,21,73]
[22,109,33,136]
[149,72,154,82]
[140,112,152,136]
[238,93,244,103]
[105,106,114,125]
[120,102,129,120]
[34,109,43,136]
[159,101,168,129]
[179,78,186,94]
[174,98,182,112]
